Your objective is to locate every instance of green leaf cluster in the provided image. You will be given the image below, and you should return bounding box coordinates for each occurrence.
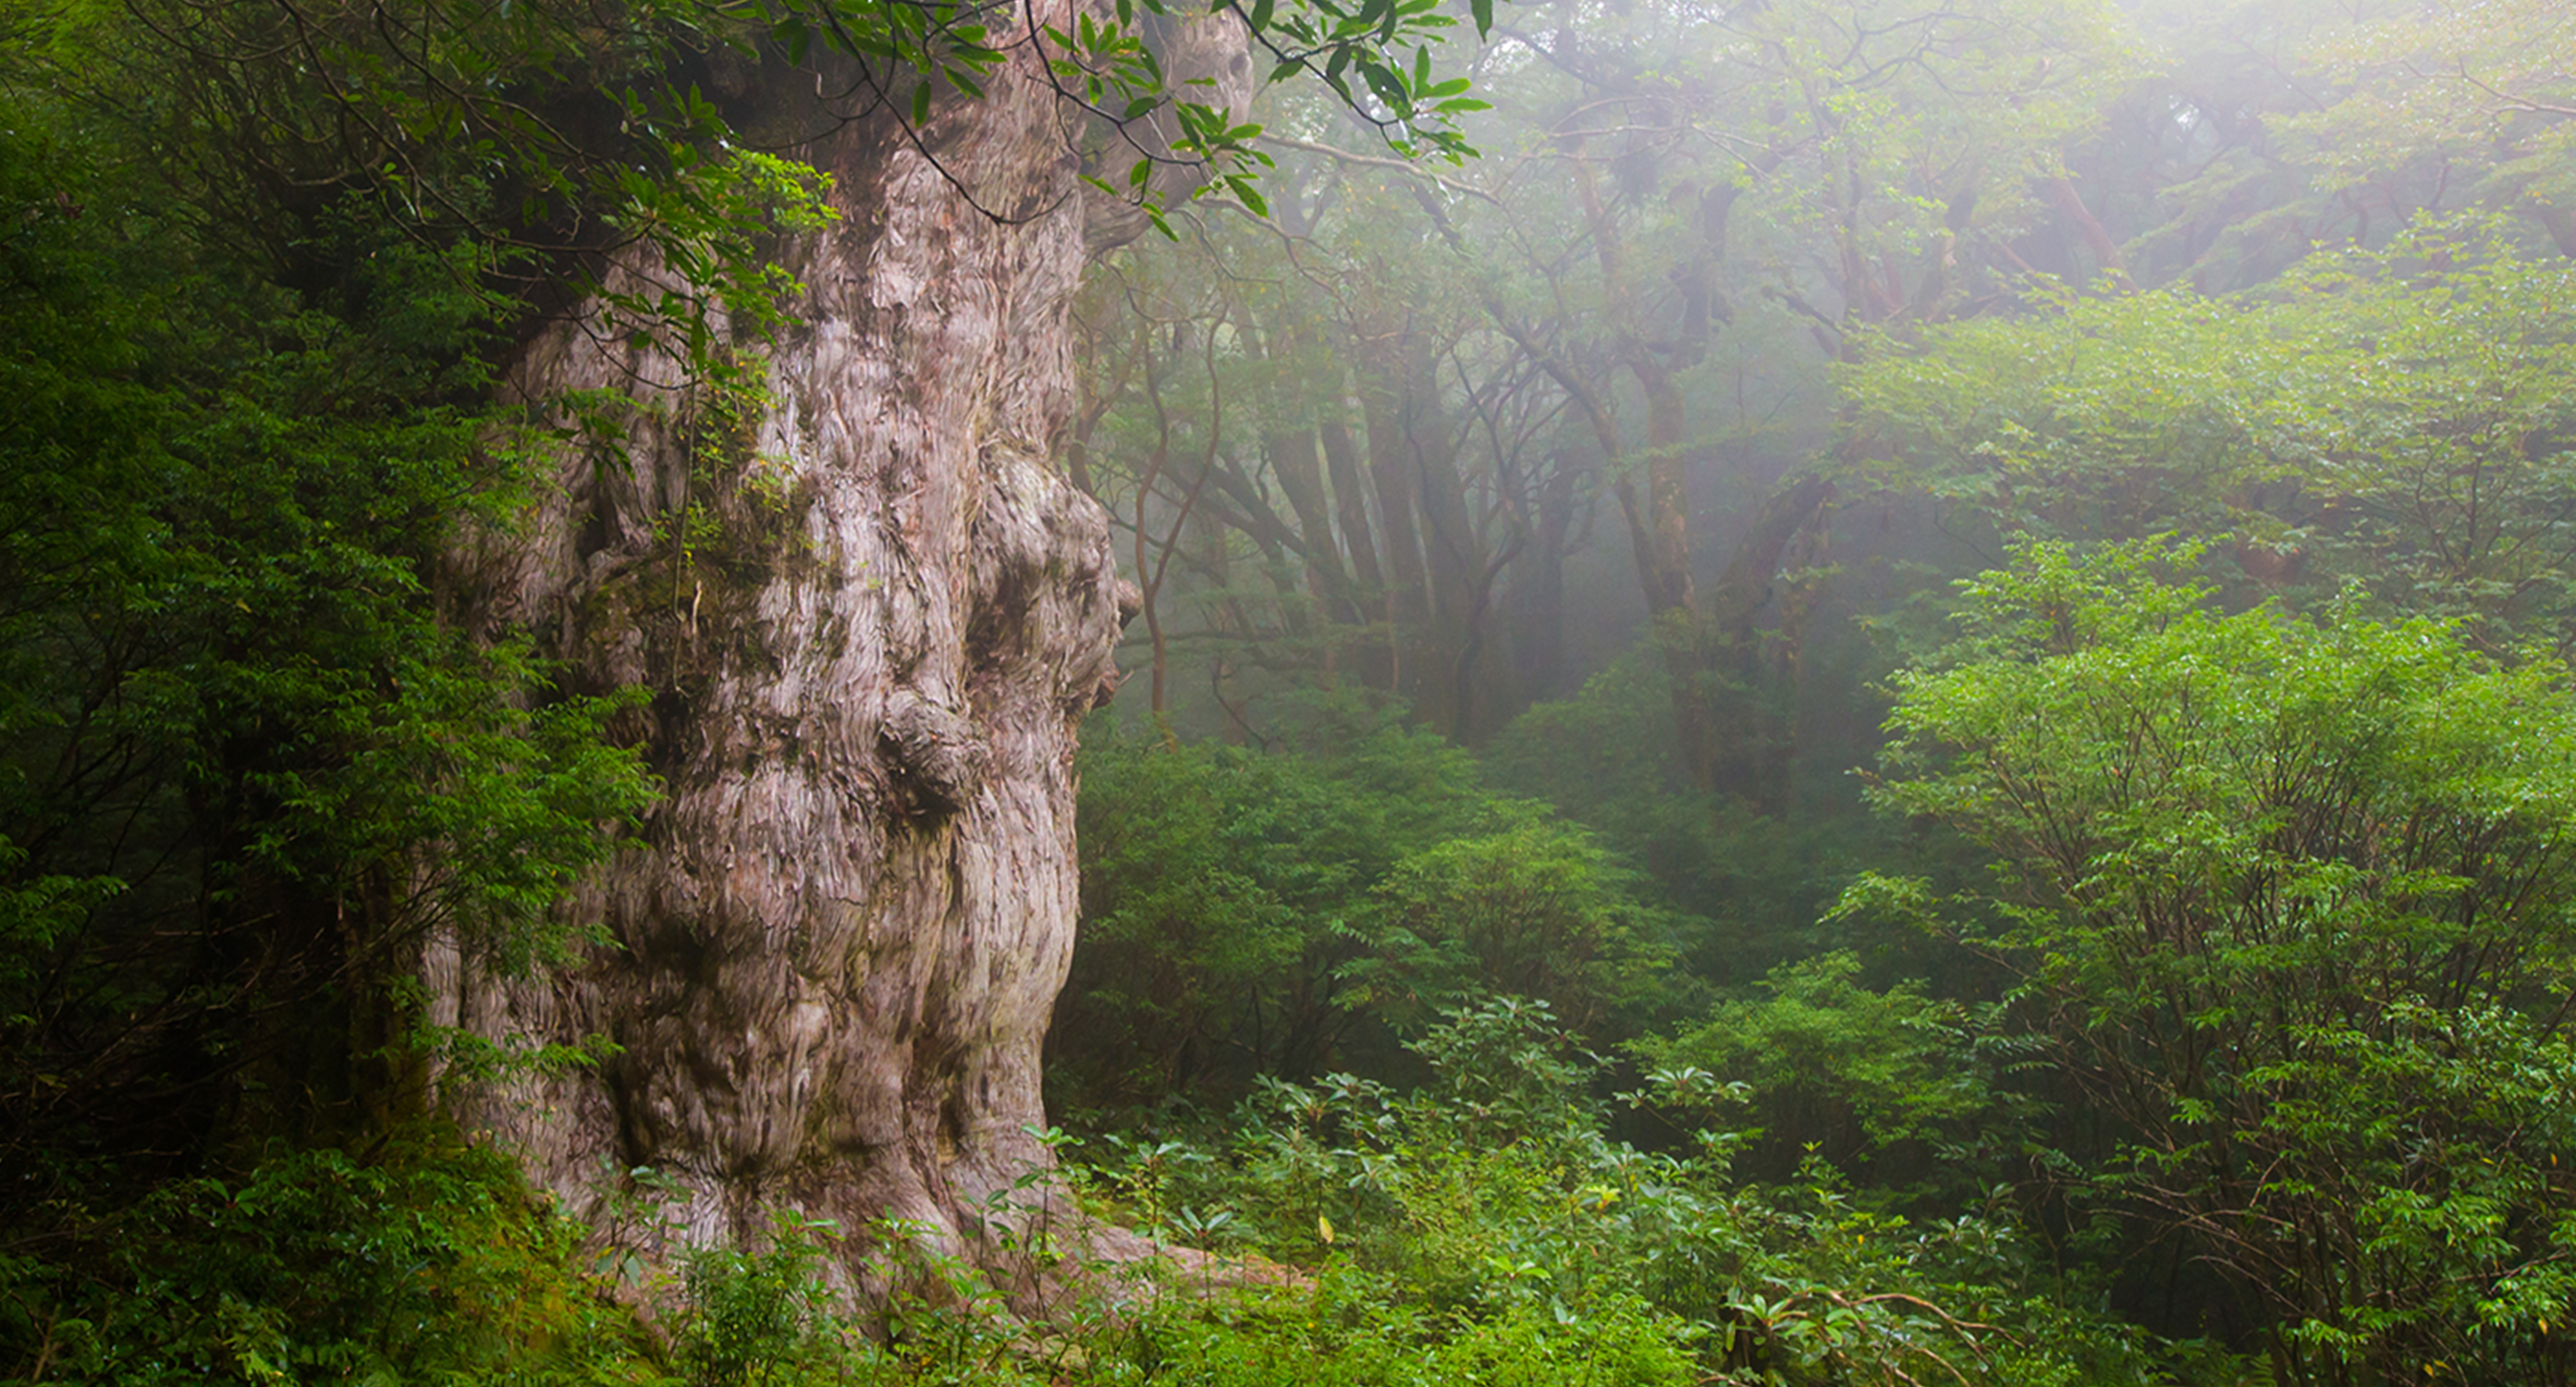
[1844,218,2576,648]
[1863,538,2576,1378]
[1638,952,2008,1188]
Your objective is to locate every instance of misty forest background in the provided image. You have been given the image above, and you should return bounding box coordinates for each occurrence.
[11,0,2576,1383]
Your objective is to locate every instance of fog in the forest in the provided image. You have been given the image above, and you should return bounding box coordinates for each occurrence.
[1049,0,2576,1372]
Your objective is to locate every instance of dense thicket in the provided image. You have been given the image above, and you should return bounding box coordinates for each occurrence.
[12,0,2576,1382]
[0,0,673,1183]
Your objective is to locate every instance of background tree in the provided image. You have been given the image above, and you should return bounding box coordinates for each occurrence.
[1076,0,2144,799]
[1052,709,1692,1114]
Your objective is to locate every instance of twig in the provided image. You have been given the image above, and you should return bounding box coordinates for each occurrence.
[1255,135,1504,206]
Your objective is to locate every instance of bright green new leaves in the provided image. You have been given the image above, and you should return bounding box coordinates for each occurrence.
[1081,1001,2163,1387]
[2283,0,2576,228]
[1863,540,2576,1379]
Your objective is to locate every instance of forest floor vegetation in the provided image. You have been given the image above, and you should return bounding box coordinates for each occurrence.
[6,1001,2212,1386]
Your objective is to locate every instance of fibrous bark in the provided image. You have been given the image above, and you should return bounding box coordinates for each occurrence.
[431,11,1244,1298]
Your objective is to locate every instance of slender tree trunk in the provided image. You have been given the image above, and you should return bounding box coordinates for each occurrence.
[1696,472,1834,808]
[1258,319,1361,632]
[1503,449,1575,702]
[1359,388,1430,617]
[1265,424,1356,672]
[1404,329,1488,739]
[431,12,1241,1300]
[1359,332,1432,709]
[1320,408,1391,688]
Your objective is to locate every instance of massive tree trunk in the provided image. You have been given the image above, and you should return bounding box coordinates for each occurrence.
[429,14,1243,1299]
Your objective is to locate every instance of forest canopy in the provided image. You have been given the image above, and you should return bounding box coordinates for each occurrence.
[9,0,2576,1384]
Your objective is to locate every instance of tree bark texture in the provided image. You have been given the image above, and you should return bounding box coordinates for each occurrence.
[430,14,1243,1293]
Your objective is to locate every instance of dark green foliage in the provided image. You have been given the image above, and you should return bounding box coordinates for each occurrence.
[1481,652,1891,981]
[0,59,657,1182]
[1055,714,1688,1112]
[0,1131,663,1384]
[1,17,695,1376]
[1056,715,1485,1106]
[1635,952,2023,1191]
[1479,655,1734,911]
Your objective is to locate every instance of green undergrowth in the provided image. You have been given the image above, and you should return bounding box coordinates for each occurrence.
[1052,998,2187,1387]
[0,1134,660,1385]
[2,1007,2240,1385]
